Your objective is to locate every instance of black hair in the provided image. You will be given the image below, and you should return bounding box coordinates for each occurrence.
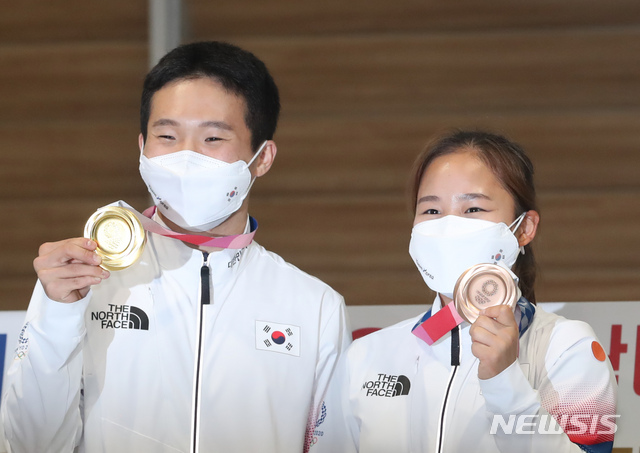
[140,41,280,151]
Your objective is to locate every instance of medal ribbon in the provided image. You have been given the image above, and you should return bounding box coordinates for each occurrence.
[129,206,257,249]
[411,297,536,346]
[412,302,465,346]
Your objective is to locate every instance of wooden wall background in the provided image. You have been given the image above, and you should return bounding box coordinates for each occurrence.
[1,1,639,311]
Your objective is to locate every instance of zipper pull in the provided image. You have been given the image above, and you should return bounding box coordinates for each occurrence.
[200,252,211,305]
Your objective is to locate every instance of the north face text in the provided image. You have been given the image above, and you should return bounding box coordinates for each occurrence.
[91,304,149,330]
[362,374,411,397]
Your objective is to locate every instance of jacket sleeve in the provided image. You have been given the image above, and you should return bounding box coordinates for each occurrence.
[304,291,353,453]
[308,347,359,453]
[479,320,617,453]
[1,281,89,453]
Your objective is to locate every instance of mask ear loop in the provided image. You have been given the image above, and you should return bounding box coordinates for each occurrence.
[509,212,527,255]
[247,140,268,167]
[246,140,269,192]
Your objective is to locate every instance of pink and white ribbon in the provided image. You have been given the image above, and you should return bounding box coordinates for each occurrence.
[130,206,256,249]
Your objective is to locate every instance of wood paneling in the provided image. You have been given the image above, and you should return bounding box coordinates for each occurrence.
[5,31,638,122]
[0,121,146,200]
[536,192,640,270]
[190,0,640,37]
[0,44,147,122]
[0,2,147,43]
[537,268,640,303]
[2,277,39,311]
[264,110,640,195]
[227,29,640,115]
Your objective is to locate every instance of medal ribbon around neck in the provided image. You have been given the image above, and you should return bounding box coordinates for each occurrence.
[138,205,257,249]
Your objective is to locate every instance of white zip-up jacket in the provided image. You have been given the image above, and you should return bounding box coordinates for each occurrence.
[314,296,617,453]
[2,219,351,453]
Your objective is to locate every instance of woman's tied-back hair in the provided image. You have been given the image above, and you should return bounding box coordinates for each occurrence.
[410,130,539,303]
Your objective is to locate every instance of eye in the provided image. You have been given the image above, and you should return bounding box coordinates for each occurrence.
[157,135,175,140]
[422,209,440,215]
[465,207,485,214]
[204,137,222,142]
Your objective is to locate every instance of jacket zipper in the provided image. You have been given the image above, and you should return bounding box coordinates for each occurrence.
[435,326,460,453]
[190,252,211,453]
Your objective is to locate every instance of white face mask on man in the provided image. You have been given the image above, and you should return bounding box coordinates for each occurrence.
[138,141,267,232]
[408,213,526,299]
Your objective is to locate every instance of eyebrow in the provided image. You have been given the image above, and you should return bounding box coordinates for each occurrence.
[456,193,492,202]
[150,119,233,131]
[417,195,440,204]
[199,120,233,131]
[151,118,179,128]
[416,193,492,204]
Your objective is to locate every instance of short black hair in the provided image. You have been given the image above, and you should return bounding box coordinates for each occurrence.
[140,41,280,151]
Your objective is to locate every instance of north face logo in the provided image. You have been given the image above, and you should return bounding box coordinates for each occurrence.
[91,304,149,330]
[362,374,411,397]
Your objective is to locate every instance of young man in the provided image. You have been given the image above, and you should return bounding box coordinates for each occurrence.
[2,41,351,453]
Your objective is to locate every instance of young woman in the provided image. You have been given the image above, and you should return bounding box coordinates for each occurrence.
[315,131,617,453]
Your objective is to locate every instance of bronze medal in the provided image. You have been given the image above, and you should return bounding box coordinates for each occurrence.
[84,206,146,271]
[453,263,519,323]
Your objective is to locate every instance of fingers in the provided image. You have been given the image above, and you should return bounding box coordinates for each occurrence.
[469,305,519,380]
[470,306,517,343]
[470,342,492,364]
[35,239,100,271]
[38,274,102,303]
[34,238,110,303]
[479,305,518,328]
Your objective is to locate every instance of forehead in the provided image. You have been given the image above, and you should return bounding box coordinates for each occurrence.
[419,148,510,197]
[149,77,247,121]
[422,148,485,180]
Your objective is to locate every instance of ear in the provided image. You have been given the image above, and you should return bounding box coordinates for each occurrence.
[253,140,277,178]
[516,210,540,247]
[138,134,145,153]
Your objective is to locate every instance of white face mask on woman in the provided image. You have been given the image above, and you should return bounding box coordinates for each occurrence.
[138,141,267,232]
[408,213,525,298]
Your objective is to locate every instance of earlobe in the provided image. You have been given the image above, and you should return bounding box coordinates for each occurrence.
[138,134,145,153]
[517,210,540,247]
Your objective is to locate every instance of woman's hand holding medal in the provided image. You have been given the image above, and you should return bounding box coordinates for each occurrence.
[453,263,521,380]
[470,305,519,380]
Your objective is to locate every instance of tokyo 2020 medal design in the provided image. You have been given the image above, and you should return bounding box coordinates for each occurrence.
[453,263,518,323]
[84,206,146,271]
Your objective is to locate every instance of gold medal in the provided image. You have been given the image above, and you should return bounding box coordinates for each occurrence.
[84,206,146,271]
[453,263,519,323]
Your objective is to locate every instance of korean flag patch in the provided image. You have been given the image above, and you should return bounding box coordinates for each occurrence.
[256,321,300,357]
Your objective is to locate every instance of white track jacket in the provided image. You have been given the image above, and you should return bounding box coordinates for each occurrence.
[314,296,617,453]
[2,220,351,453]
